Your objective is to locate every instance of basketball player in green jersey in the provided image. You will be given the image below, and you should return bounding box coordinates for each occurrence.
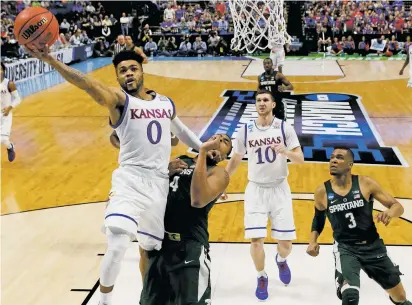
[140,134,232,305]
[307,147,411,305]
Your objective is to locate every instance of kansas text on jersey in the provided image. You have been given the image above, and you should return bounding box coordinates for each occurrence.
[111,90,175,178]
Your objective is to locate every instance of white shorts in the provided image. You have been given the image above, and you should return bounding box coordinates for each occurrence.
[270,48,285,70]
[104,166,169,251]
[1,112,12,137]
[244,180,296,240]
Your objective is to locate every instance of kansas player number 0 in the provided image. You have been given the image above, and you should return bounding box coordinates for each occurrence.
[147,121,162,144]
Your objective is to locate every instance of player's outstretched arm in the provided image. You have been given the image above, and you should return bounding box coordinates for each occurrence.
[307,184,327,257]
[191,137,230,208]
[399,55,409,75]
[361,176,404,226]
[170,115,202,151]
[24,45,124,108]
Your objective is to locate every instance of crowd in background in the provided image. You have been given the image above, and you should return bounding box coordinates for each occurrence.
[1,0,411,61]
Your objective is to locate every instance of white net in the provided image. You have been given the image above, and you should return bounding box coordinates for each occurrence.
[228,0,291,53]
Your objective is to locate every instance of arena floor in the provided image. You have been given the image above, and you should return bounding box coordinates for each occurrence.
[1,56,411,305]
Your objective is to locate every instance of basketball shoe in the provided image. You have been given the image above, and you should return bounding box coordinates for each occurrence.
[255,276,268,300]
[7,143,15,162]
[276,253,291,285]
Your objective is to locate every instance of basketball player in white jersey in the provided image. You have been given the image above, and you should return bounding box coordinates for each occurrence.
[24,46,204,305]
[269,41,289,74]
[223,89,304,301]
[399,43,412,88]
[1,62,21,162]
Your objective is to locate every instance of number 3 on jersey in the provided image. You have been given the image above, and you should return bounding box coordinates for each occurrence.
[345,212,357,229]
[170,176,180,192]
[147,120,162,144]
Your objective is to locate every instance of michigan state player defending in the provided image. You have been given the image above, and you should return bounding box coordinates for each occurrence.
[223,89,304,301]
[140,134,232,305]
[307,147,411,305]
[258,58,293,121]
[24,46,203,305]
[399,42,412,87]
[1,62,21,162]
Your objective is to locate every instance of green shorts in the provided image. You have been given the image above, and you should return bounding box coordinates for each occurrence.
[140,240,211,305]
[333,238,402,297]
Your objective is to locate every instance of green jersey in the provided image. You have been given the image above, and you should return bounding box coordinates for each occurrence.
[164,156,217,247]
[325,175,379,244]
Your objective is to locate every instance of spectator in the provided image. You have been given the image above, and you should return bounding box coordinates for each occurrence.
[102,15,112,27]
[144,37,158,57]
[330,37,343,56]
[109,14,117,26]
[166,36,178,56]
[96,2,105,15]
[207,31,220,55]
[164,4,175,21]
[161,18,173,33]
[60,18,70,33]
[193,35,207,56]
[343,36,355,55]
[102,25,111,39]
[358,36,369,57]
[120,12,129,36]
[318,36,331,53]
[81,30,91,44]
[178,35,192,56]
[69,29,82,46]
[138,24,152,47]
[157,36,169,56]
[86,2,95,13]
[388,35,400,55]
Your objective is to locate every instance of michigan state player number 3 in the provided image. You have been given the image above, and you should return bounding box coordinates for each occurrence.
[345,212,357,229]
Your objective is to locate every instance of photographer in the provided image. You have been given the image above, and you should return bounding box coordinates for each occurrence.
[207,31,220,56]
[166,36,178,56]
[178,35,193,56]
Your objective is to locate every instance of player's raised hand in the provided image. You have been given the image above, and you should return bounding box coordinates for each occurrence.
[23,44,53,63]
[168,158,188,176]
[278,85,285,92]
[306,241,320,257]
[375,210,392,226]
[271,143,287,155]
[200,135,221,151]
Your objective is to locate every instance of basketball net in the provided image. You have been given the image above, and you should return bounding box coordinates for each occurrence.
[228,0,291,53]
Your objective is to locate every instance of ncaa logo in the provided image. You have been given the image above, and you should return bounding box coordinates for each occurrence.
[191,90,407,166]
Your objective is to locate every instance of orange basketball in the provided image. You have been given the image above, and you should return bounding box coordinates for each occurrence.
[14,7,59,49]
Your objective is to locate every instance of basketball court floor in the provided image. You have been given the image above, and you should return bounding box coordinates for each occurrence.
[1,56,412,305]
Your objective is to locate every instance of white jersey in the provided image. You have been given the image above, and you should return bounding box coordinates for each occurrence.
[234,118,300,185]
[1,78,11,111]
[112,90,175,178]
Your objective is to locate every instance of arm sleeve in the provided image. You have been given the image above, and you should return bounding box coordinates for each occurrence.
[233,123,247,155]
[171,116,202,151]
[283,121,300,150]
[311,207,326,234]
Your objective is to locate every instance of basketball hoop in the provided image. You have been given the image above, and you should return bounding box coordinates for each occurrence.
[228,0,291,53]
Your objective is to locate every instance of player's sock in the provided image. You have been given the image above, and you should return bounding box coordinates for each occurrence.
[6,142,13,149]
[276,254,286,262]
[390,296,412,305]
[341,287,359,305]
[99,291,112,305]
[257,269,267,278]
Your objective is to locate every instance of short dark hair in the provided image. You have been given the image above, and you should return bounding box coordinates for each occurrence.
[1,62,5,72]
[255,89,274,101]
[112,50,144,69]
[263,57,273,63]
[333,146,354,161]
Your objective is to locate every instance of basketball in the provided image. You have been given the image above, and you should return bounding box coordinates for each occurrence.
[14,7,59,49]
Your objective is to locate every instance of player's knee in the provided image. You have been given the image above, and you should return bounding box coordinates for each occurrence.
[106,228,131,263]
[278,240,292,251]
[341,284,360,305]
[251,238,264,249]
